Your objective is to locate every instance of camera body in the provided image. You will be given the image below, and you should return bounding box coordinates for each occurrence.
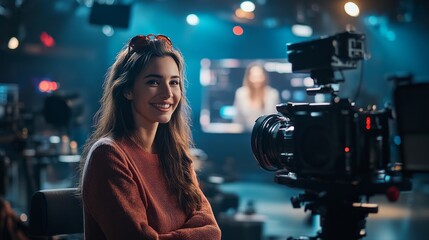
[252,98,391,181]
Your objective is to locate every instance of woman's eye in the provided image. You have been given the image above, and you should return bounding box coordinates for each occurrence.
[170,80,180,85]
[146,80,159,86]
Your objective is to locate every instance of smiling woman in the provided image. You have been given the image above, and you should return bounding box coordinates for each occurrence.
[78,34,221,239]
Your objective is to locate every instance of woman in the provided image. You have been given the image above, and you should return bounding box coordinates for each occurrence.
[79,34,221,239]
[233,62,280,131]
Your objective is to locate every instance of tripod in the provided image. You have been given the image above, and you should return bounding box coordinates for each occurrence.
[287,191,377,240]
[275,173,412,240]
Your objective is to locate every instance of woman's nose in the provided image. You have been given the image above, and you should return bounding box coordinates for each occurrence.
[159,84,173,98]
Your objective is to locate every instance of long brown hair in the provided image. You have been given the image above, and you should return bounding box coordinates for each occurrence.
[79,35,202,215]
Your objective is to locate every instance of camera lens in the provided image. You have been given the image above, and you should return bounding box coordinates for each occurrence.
[251,114,294,171]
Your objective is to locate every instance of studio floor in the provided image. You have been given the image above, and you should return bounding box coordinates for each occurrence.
[218,173,429,240]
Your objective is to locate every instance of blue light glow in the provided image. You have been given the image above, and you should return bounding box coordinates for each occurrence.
[186,14,200,26]
[394,136,401,145]
[220,106,236,120]
[293,90,306,102]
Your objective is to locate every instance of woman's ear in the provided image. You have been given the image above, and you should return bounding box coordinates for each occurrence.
[123,89,133,100]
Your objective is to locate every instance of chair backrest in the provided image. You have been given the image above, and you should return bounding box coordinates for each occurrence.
[29,188,83,237]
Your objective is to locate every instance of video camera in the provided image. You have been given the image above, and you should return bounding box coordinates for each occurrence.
[252,31,392,181]
[250,31,413,240]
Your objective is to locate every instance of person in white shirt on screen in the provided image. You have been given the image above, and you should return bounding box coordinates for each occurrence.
[233,62,280,132]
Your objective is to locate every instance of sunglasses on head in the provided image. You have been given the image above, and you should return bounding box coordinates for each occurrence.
[128,34,173,54]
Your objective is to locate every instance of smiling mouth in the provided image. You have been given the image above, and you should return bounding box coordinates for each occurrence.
[152,103,172,110]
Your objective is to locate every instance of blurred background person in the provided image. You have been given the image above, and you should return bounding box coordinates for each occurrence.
[233,62,280,132]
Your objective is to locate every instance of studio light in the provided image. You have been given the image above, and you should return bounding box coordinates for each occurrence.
[344,2,360,17]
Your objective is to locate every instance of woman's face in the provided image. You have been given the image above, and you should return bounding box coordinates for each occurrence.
[248,65,266,88]
[125,56,182,129]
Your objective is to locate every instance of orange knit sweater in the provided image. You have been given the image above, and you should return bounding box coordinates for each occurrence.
[82,137,221,239]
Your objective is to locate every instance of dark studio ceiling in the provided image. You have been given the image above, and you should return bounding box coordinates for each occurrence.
[1,0,428,50]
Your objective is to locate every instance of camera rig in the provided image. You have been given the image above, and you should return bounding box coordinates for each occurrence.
[251,31,412,240]
[288,31,365,96]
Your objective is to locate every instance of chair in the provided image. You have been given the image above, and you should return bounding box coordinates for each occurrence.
[28,188,83,238]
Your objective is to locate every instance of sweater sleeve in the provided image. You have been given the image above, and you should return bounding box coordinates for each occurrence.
[157,166,222,240]
[82,142,221,240]
[82,143,162,240]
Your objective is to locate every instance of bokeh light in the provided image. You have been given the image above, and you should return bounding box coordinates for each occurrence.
[344,2,360,17]
[186,14,200,26]
[233,26,244,36]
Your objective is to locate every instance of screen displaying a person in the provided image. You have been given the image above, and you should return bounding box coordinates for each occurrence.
[233,62,280,131]
[79,34,221,239]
